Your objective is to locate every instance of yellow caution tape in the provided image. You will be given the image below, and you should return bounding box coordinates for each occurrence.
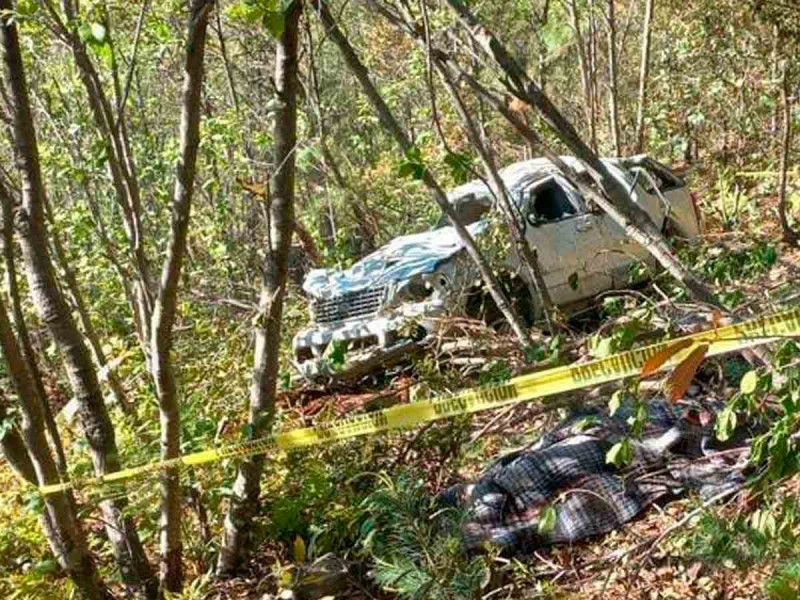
[37,307,800,497]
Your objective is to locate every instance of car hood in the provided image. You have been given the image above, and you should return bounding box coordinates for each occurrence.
[303,221,487,298]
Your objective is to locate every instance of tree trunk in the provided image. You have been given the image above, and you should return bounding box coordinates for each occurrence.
[0,4,157,597]
[310,0,532,347]
[55,0,155,362]
[149,0,212,592]
[0,183,73,485]
[634,0,655,153]
[304,19,375,254]
[569,0,597,150]
[606,0,621,155]
[443,0,719,307]
[0,389,37,483]
[41,196,133,414]
[589,0,600,153]
[778,60,799,246]
[217,0,302,574]
[0,291,111,600]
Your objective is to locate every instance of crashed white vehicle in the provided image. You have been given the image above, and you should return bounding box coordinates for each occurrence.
[293,155,703,378]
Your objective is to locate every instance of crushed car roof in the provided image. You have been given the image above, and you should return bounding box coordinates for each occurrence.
[302,221,487,297]
[446,155,588,204]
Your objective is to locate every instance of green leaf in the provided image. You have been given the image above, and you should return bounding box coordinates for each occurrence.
[398,162,419,179]
[568,271,579,291]
[715,406,737,442]
[398,146,427,181]
[444,152,472,184]
[606,438,633,468]
[262,10,285,37]
[32,559,57,575]
[293,535,306,562]
[608,390,623,417]
[16,0,38,16]
[24,490,44,515]
[280,370,291,390]
[590,335,615,358]
[324,340,348,371]
[90,22,107,44]
[740,370,758,395]
[404,145,422,163]
[537,505,557,534]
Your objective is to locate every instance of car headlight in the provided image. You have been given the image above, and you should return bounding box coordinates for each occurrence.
[395,277,434,303]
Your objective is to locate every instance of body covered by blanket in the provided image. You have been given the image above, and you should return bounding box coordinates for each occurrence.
[440,398,750,554]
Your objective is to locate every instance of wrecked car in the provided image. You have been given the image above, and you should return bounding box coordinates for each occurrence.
[293,155,703,379]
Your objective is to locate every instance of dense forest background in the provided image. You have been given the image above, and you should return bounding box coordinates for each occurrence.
[0,0,798,599]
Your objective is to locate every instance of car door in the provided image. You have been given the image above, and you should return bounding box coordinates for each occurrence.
[515,174,612,306]
[594,161,665,287]
[634,157,703,237]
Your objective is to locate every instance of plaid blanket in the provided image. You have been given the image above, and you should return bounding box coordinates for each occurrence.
[440,398,749,554]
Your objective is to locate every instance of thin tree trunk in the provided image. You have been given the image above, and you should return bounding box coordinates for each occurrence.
[149,0,212,592]
[569,0,596,150]
[422,60,555,325]
[218,0,302,574]
[310,0,532,346]
[778,60,799,246]
[0,389,37,483]
[0,293,111,600]
[589,0,600,153]
[606,0,621,155]
[634,0,654,153]
[41,197,133,415]
[442,67,556,327]
[770,26,780,138]
[216,6,240,114]
[0,22,108,599]
[54,0,155,361]
[0,4,157,597]
[304,17,375,253]
[443,0,719,307]
[0,185,73,484]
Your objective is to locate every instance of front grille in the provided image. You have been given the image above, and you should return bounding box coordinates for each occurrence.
[312,286,386,324]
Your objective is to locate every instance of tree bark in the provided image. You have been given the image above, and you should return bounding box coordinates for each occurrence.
[0,182,73,485]
[0,291,111,600]
[0,388,36,483]
[218,0,302,574]
[443,0,719,308]
[149,0,212,592]
[569,0,597,151]
[310,0,532,346]
[0,23,109,598]
[41,195,133,415]
[778,60,799,246]
[634,0,655,153]
[0,3,156,597]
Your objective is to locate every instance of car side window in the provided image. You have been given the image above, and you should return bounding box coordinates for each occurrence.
[525,177,578,226]
[637,161,684,193]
